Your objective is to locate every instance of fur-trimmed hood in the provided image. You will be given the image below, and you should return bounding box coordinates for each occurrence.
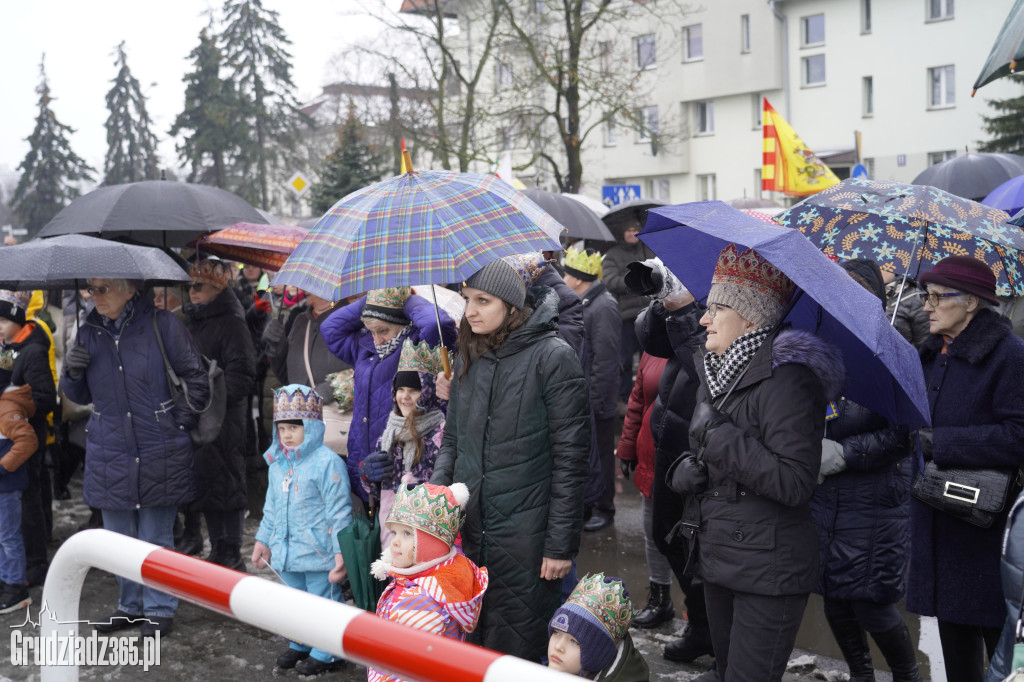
[771,328,846,402]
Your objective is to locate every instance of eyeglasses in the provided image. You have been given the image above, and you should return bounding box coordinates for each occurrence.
[923,291,961,307]
[189,282,205,292]
[86,285,112,296]
[705,303,733,319]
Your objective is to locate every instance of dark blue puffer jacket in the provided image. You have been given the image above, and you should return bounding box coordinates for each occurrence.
[61,296,208,510]
[811,398,911,603]
[985,492,1024,682]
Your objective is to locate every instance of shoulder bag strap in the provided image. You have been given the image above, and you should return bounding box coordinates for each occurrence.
[302,318,316,387]
[153,309,182,393]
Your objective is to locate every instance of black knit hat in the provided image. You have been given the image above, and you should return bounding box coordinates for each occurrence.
[0,290,31,326]
[465,259,527,308]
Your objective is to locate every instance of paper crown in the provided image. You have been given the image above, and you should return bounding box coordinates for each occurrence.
[327,369,355,412]
[273,385,324,422]
[564,573,634,642]
[0,290,32,315]
[397,339,446,376]
[190,258,231,290]
[387,482,469,548]
[711,244,795,307]
[502,252,547,287]
[366,287,412,310]
[564,246,603,279]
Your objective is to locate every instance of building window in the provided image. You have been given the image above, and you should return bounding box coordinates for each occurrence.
[683,24,703,61]
[802,14,825,47]
[648,177,671,201]
[495,60,513,90]
[637,105,658,142]
[861,0,872,33]
[927,0,954,21]
[599,41,613,75]
[752,93,763,128]
[928,150,956,165]
[803,55,826,86]
[636,34,656,70]
[928,65,955,107]
[697,174,717,201]
[740,14,751,53]
[862,76,874,116]
[694,100,714,135]
[604,113,617,146]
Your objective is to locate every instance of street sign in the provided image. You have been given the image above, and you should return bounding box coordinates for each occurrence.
[602,185,641,208]
[851,164,869,179]
[287,172,310,197]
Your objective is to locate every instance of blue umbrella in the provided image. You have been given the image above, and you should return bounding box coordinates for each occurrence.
[1013,208,1024,228]
[639,201,930,427]
[983,173,1024,217]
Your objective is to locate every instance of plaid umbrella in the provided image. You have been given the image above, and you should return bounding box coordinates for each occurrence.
[274,171,565,301]
[193,222,308,272]
[775,177,1024,297]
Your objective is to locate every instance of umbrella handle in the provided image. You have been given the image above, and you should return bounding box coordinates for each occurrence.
[441,352,452,379]
[428,285,453,379]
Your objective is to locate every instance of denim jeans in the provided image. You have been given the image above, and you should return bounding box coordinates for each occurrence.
[102,506,178,617]
[0,490,25,585]
[280,571,342,663]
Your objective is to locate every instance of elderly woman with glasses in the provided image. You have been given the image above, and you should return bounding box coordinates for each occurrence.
[61,278,208,638]
[905,256,1024,682]
[669,244,844,682]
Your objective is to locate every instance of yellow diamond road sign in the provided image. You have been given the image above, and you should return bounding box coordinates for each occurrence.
[288,172,309,197]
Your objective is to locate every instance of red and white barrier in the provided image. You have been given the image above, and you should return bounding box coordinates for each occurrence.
[40,529,569,681]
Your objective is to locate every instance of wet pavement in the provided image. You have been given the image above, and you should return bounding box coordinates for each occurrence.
[1,472,941,681]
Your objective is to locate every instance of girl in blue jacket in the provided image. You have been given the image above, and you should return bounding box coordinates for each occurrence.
[252,384,352,676]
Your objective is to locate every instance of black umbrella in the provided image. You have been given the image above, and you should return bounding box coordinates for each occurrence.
[0,234,193,290]
[37,180,269,248]
[911,152,1024,202]
[601,198,670,237]
[521,188,615,242]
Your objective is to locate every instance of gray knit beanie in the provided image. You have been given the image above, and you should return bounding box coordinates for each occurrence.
[707,282,785,328]
[465,259,527,308]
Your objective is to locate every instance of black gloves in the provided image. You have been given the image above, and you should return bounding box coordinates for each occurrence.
[359,451,393,483]
[261,319,286,356]
[619,459,637,480]
[65,345,91,379]
[688,402,730,450]
[918,428,933,458]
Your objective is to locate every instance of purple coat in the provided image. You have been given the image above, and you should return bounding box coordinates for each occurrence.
[907,308,1024,628]
[320,294,457,502]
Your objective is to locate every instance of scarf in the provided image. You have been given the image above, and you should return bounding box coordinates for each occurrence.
[100,298,136,338]
[703,327,772,400]
[379,408,445,473]
[374,324,412,360]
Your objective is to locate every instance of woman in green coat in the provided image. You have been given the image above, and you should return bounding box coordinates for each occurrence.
[431,257,591,662]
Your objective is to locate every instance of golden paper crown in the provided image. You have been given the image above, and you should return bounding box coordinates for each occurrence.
[387,482,468,547]
[565,573,634,642]
[711,244,795,307]
[397,339,446,376]
[273,385,324,422]
[564,246,603,278]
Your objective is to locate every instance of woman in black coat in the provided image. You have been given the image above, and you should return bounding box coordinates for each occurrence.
[670,244,844,682]
[811,259,919,681]
[183,259,256,570]
[907,256,1024,682]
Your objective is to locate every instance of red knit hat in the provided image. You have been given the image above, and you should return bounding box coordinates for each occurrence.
[919,256,998,304]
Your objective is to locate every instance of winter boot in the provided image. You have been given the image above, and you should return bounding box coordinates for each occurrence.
[825,609,875,682]
[633,582,675,629]
[663,622,714,662]
[214,542,246,572]
[0,582,32,615]
[870,622,922,682]
[176,510,204,556]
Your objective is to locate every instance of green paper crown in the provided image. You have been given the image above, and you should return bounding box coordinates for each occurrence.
[564,246,603,278]
[327,369,355,411]
[387,482,466,547]
[566,573,634,642]
[397,339,446,376]
[366,287,412,310]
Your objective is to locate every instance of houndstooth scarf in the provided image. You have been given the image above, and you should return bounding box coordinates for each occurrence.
[703,327,772,400]
[374,324,412,360]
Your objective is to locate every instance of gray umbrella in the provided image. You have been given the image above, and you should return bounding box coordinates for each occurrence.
[911,152,1024,202]
[521,188,615,242]
[0,234,193,290]
[37,180,269,248]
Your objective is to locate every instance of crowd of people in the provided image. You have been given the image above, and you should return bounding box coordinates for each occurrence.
[3,216,1024,682]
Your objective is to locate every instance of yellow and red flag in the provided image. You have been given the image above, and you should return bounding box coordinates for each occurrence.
[761,98,839,197]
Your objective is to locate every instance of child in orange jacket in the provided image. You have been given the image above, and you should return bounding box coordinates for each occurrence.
[0,384,38,614]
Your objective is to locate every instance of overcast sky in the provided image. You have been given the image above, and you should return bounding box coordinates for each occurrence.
[0,0,379,184]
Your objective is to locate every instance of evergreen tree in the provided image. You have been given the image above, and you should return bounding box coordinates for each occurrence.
[169,28,247,189]
[979,74,1024,156]
[103,41,161,185]
[12,57,95,237]
[309,107,383,215]
[219,0,309,210]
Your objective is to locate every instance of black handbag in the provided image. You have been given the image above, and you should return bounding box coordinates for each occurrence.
[152,311,227,447]
[911,459,1023,528]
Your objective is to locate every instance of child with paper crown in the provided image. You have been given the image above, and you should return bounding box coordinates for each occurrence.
[252,384,353,676]
[358,339,448,546]
[368,482,489,682]
[547,574,650,681]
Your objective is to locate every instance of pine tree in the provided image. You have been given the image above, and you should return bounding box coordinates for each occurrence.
[169,28,247,189]
[309,108,383,215]
[103,42,161,185]
[219,0,309,210]
[12,57,95,237]
[978,74,1024,156]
